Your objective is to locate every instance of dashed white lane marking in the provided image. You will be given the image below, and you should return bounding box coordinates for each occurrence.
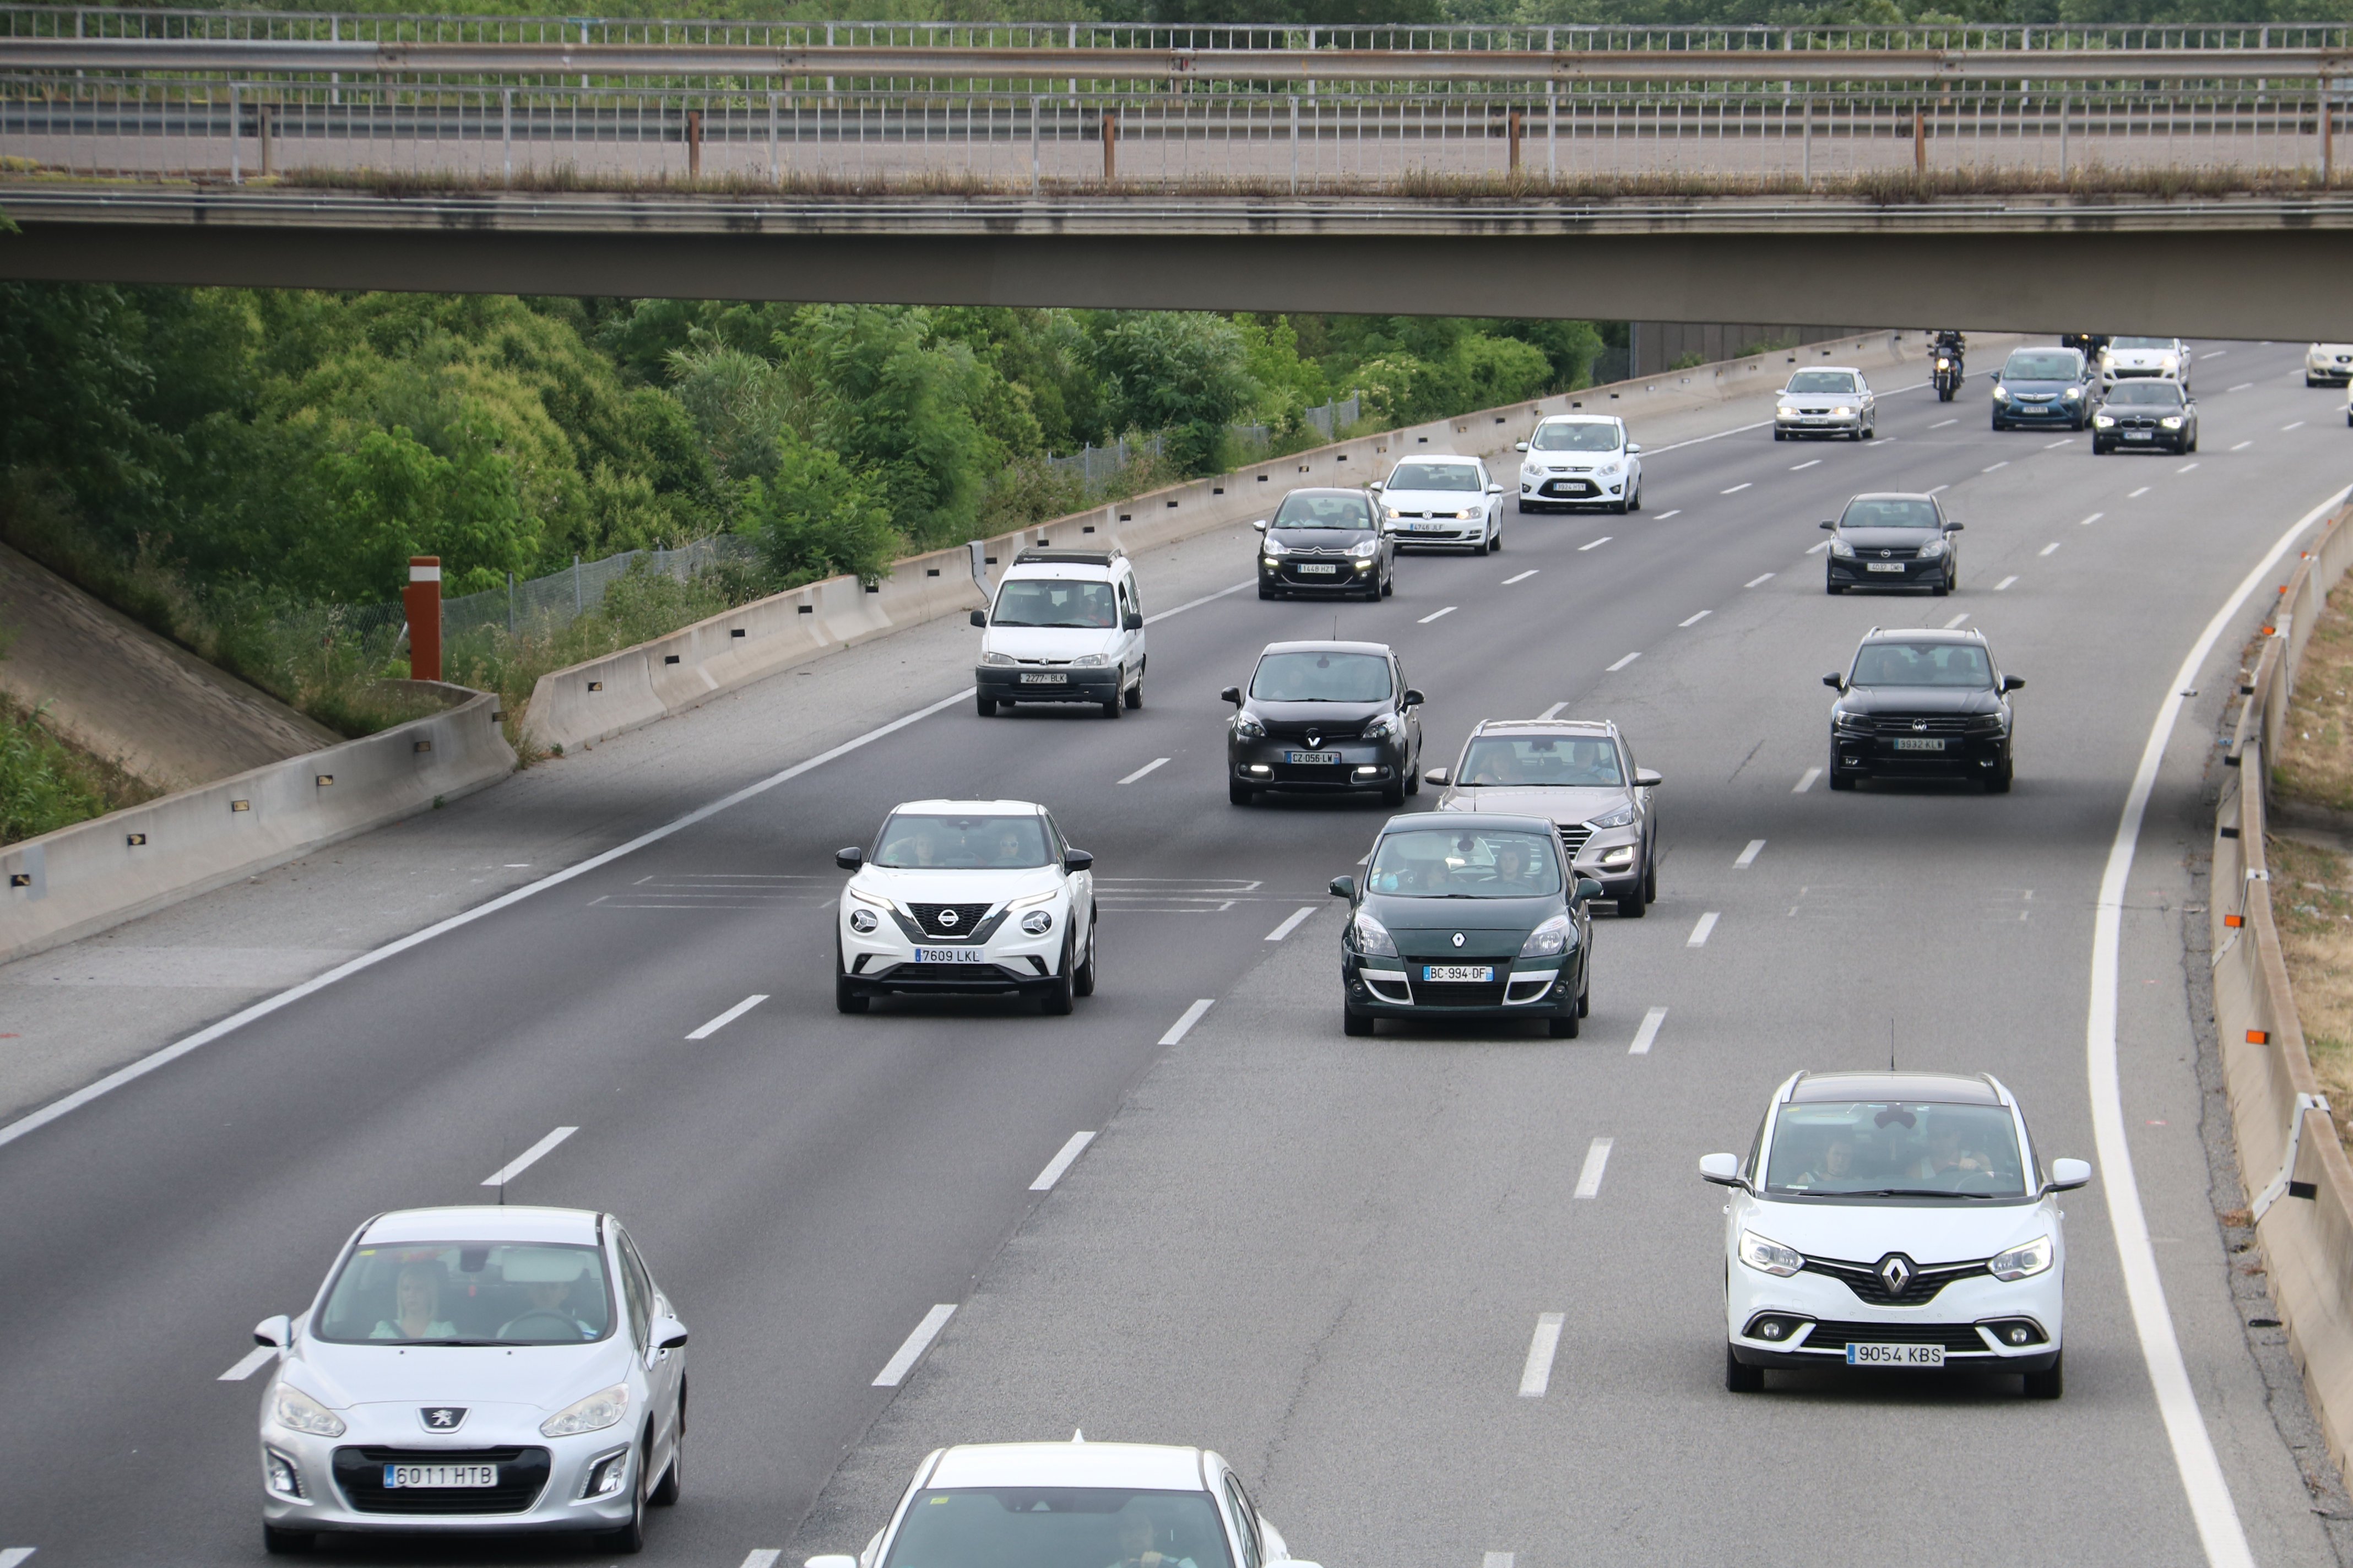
[686,994,768,1039]
[1793,767,1822,793]
[2080,511,2105,525]
[1159,999,1215,1045]
[1518,1316,1565,1397]
[1579,536,1613,551]
[739,1553,783,1568]
[1805,541,1830,555]
[2231,440,2253,452]
[1606,652,1642,672]
[2177,462,2200,474]
[872,1305,957,1387]
[2128,486,2151,498]
[1789,459,1821,470]
[1687,912,1720,947]
[1653,509,1682,520]
[1721,481,1753,494]
[2040,542,2062,556]
[1029,1131,1097,1191]
[1538,701,1569,719]
[1573,1137,1615,1198]
[1930,417,1958,428]
[1679,610,1711,627]
[1996,576,2019,590]
[2230,382,2254,392]
[1265,906,1317,941]
[1419,606,1458,624]
[1983,460,2009,472]
[1629,1006,1668,1055]
[1944,613,1970,629]
[1745,572,1775,588]
[2203,349,2227,357]
[1485,1555,1517,1568]
[2045,438,2074,449]
[1118,757,1169,784]
[2285,420,2308,431]
[1734,839,1766,869]
[1503,568,1539,584]
[0,1551,34,1568]
[481,1126,577,1188]
[220,1346,276,1381]
[1925,484,1949,495]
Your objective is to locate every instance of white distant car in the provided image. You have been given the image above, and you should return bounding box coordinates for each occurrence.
[1513,413,1643,513]
[1370,453,1504,551]
[2316,343,2353,387]
[972,547,1145,719]
[803,1438,1323,1568]
[1773,368,1877,441]
[1704,1070,2090,1399]
[2099,335,2191,389]
[835,799,1096,1015]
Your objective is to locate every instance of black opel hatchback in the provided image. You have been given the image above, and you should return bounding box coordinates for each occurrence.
[1330,813,1600,1038]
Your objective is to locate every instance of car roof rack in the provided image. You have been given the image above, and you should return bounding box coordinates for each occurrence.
[1012,547,1124,567]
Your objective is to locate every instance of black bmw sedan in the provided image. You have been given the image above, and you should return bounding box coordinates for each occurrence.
[1255,487,1395,600]
[1821,492,1964,596]
[2091,380,2199,455]
[1224,641,1422,806]
[1825,627,2023,793]
[1330,813,1599,1038]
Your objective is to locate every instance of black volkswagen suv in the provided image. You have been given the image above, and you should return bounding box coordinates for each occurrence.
[1825,628,2023,793]
[1225,641,1422,806]
[1255,487,1395,600]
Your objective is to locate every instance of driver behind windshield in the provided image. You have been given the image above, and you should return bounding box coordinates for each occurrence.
[372,1261,455,1342]
[497,1249,600,1341]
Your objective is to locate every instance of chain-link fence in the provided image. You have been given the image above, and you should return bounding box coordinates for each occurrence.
[330,534,757,649]
[1302,395,1361,441]
[1044,433,1163,489]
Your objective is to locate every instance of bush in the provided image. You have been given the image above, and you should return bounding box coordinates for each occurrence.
[0,693,154,844]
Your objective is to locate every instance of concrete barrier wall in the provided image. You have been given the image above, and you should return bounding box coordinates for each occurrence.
[527,328,1929,752]
[2210,500,2353,1493]
[0,685,514,965]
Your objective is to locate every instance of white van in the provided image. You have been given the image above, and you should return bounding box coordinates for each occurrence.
[970,548,1147,719]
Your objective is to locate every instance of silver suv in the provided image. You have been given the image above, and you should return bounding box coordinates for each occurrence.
[1424,718,1661,917]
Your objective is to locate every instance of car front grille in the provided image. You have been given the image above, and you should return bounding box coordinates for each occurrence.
[333,1447,551,1515]
[908,902,994,938]
[1557,824,1595,860]
[1802,1254,1991,1306]
[1403,977,1512,1007]
[882,961,1016,983]
[1272,763,1359,786]
[1540,479,1600,497]
[1852,546,1921,562]
[1794,1321,1991,1354]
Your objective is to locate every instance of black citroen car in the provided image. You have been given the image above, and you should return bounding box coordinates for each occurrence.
[1989,346,2096,431]
[1330,813,1599,1038]
[1224,641,1422,806]
[1255,487,1395,600]
[1821,492,1964,596]
[1825,627,2023,793]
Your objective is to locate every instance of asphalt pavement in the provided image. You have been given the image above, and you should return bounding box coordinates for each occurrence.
[1,342,2348,1568]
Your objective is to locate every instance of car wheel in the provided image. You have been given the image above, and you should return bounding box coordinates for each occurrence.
[2187,432,2199,453]
[1726,1344,1765,1393]
[1986,758,2014,794]
[1610,495,1630,514]
[1125,681,1142,710]
[1828,766,1858,791]
[835,967,868,1014]
[1040,935,1076,1016]
[651,1391,684,1506]
[1629,483,1642,513]
[1072,908,1098,997]
[1343,1008,1374,1037]
[600,1456,648,1554]
[1826,579,1845,594]
[1991,419,2004,432]
[1404,761,1421,796]
[1547,1013,1579,1039]
[1380,780,1406,807]
[1642,855,1657,906]
[2023,1352,2063,1399]
[1577,970,1591,1017]
[263,1524,313,1555]
[1862,422,1875,440]
[1772,429,1787,442]
[1229,781,1255,806]
[1258,584,1278,600]
[1931,580,1949,598]
[976,695,997,717]
[1102,691,1123,719]
[1619,885,1646,918]
[1382,572,1395,598]
[2092,440,2108,454]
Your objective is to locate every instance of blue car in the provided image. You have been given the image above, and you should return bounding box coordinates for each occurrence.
[1990,346,2095,432]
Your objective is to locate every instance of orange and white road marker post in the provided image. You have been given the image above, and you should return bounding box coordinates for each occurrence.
[404,556,442,682]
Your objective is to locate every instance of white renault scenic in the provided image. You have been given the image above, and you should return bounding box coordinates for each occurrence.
[972,547,1145,719]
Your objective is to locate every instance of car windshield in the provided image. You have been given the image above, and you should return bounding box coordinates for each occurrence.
[875,813,1052,869]
[1765,1100,2028,1197]
[1851,642,1993,688]
[1385,462,1481,491]
[1786,371,1856,394]
[2110,337,2173,349]
[1457,735,1622,787]
[1367,828,1563,898]
[315,1241,615,1345]
[2004,351,2081,380]
[2105,382,2186,406]
[1530,422,1622,452]
[1250,651,1391,702]
[881,1488,1234,1568]
[1839,498,1942,530]
[992,579,1116,629]
[1272,493,1373,529]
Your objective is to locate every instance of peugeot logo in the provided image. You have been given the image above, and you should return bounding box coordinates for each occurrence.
[1877,1254,1915,1296]
[420,1407,467,1432]
[1451,932,1466,948]
[1912,719,1929,733]
[936,909,959,927]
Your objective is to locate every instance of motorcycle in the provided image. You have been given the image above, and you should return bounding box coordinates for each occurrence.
[1932,348,1965,402]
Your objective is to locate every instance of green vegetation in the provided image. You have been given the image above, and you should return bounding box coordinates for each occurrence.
[0,633,157,846]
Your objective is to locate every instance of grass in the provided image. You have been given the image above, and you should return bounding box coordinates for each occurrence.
[2272,573,2353,813]
[2261,834,2353,1148]
[0,691,157,845]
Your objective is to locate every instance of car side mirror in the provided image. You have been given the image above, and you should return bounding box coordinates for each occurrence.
[806,1557,860,1568]
[1627,442,1642,454]
[1064,849,1094,873]
[1822,673,1845,690]
[1699,1153,1744,1187]
[653,1316,689,1352]
[1251,519,1268,533]
[1572,877,1604,904]
[1944,522,1964,533]
[1423,768,1450,786]
[1367,479,1384,491]
[1403,688,1425,707]
[1329,875,1357,899]
[969,609,987,627]
[254,1314,291,1349]
[1634,768,1662,788]
[1123,611,1143,631]
[1221,685,1243,706]
[1818,519,1836,530]
[2002,675,2026,692]
[2047,1158,2092,1191]
[1514,440,1530,452]
[1486,483,1504,495]
[835,847,863,870]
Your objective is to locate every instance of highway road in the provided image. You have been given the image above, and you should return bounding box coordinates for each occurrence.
[2,341,2349,1568]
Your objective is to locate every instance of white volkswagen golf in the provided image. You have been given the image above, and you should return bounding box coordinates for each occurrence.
[1703,1070,2090,1398]
[835,799,1097,1015]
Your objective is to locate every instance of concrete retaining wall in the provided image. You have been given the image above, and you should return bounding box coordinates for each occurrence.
[527,328,1931,753]
[0,685,514,965]
[2209,499,2353,1493]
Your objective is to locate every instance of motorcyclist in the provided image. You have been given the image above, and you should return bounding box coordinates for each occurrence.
[1931,329,1966,400]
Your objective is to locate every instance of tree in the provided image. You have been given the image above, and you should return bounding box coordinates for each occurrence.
[738,433,898,587]
[1092,312,1262,474]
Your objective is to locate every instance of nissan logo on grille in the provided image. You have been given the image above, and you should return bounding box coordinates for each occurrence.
[936,908,959,927]
[1876,1254,1915,1296]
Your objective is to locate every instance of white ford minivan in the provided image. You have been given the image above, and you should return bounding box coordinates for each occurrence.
[971,548,1147,719]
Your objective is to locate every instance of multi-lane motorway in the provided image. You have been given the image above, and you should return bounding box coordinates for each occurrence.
[3,341,2351,1567]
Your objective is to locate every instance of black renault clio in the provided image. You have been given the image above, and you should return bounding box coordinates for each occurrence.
[1330,813,1600,1038]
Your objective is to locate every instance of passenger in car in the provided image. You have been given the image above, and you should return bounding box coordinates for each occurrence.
[1106,1509,1199,1568]
[1796,1135,1856,1188]
[371,1261,457,1341]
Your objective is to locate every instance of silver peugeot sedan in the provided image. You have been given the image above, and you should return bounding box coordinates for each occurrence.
[253,1205,687,1555]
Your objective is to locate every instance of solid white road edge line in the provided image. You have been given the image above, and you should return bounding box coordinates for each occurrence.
[1680,611,1711,627]
[1117,757,1170,785]
[1688,912,1720,947]
[1606,652,1641,672]
[1517,1315,1565,1397]
[872,1304,957,1387]
[1419,606,1459,624]
[220,1346,276,1381]
[1266,906,1317,941]
[1793,767,1822,793]
[1029,1131,1097,1192]
[1160,999,1215,1046]
[685,994,767,1040]
[1629,1006,1668,1055]
[1734,839,1765,869]
[2085,481,2349,1568]
[480,1126,577,1189]
[1573,1137,1614,1198]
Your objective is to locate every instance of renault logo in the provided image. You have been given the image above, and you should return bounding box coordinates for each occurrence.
[936,909,959,927]
[1912,719,1928,733]
[1877,1254,1915,1296]
[1451,932,1466,948]
[1307,733,1321,747]
[420,1407,467,1432]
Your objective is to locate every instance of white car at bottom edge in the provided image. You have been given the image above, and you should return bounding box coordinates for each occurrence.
[1703,1068,2091,1399]
[805,1437,1323,1568]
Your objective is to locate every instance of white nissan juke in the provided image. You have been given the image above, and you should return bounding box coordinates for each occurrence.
[834,799,1097,1015]
[1703,1070,2091,1399]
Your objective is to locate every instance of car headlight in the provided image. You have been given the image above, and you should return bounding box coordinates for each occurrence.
[2160,416,2184,429]
[1992,384,2011,401]
[1363,712,1402,741]
[541,1383,631,1439]
[1776,406,1798,420]
[272,1383,345,1438]
[1452,508,1482,520]
[1519,913,1572,957]
[1020,908,1054,936]
[1596,460,1621,475]
[1587,805,1636,829]
[1834,709,1871,731]
[1261,538,1288,556]
[979,650,1017,666]
[2063,386,2083,399]
[1988,1234,2053,1282]
[1350,539,1379,558]
[1068,653,1109,668]
[848,907,879,934]
[1233,713,1266,740]
[2093,414,2116,427]
[1350,910,1398,957]
[1916,538,1947,560]
[1738,1229,1803,1278]
[1829,537,1855,558]
[2159,355,2178,372]
[1833,405,1855,417]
